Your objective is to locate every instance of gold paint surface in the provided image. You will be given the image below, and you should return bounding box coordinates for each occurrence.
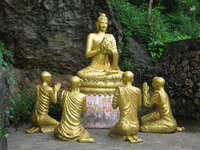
[141,77,185,133]
[25,71,61,133]
[77,13,123,94]
[109,71,143,143]
[54,76,95,142]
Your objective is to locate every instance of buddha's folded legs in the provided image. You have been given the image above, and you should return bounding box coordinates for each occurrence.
[140,119,177,133]
[141,112,160,124]
[25,127,40,134]
[109,121,139,137]
[109,122,142,143]
[126,136,143,143]
[54,126,95,142]
[79,126,95,143]
[26,114,59,133]
[77,69,107,78]
[37,115,59,132]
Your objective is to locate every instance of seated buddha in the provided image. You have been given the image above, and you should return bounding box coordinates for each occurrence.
[77,13,123,94]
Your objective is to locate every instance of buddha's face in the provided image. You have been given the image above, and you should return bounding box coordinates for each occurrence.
[152,77,164,89]
[97,20,108,32]
[46,76,52,83]
[122,72,133,85]
[152,79,158,89]
[41,71,52,83]
[70,76,81,88]
[42,75,52,84]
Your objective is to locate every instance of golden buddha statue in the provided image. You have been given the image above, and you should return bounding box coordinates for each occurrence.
[109,71,143,143]
[25,71,61,133]
[77,13,123,94]
[54,76,95,143]
[141,77,185,133]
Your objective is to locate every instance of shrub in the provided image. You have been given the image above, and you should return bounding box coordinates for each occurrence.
[109,0,200,60]
[8,88,34,128]
[0,41,14,66]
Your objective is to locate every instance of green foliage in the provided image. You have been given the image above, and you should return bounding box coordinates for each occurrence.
[109,0,200,60]
[168,12,200,37]
[8,88,34,127]
[8,87,62,126]
[0,115,9,136]
[0,128,9,136]
[0,41,14,66]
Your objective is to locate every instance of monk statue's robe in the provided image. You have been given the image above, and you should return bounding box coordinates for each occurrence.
[141,89,184,133]
[28,84,59,133]
[54,90,94,142]
[109,86,142,142]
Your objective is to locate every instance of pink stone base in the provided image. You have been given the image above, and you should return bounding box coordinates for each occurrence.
[81,95,119,128]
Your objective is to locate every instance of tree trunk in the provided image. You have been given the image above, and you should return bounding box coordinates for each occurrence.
[148,0,154,20]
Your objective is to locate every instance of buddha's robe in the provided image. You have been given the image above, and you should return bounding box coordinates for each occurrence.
[31,84,59,132]
[141,90,178,133]
[109,86,141,138]
[77,34,122,79]
[54,91,91,141]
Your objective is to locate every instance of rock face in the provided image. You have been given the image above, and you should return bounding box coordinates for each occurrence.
[159,38,200,120]
[0,0,122,73]
[0,66,8,150]
[126,37,154,84]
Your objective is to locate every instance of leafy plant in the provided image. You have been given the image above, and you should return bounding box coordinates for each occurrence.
[8,87,63,127]
[8,88,34,127]
[0,115,9,136]
[0,128,9,136]
[0,41,14,66]
[109,0,200,60]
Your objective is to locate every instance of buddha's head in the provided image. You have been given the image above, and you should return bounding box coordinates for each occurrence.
[152,77,165,89]
[40,71,52,83]
[69,76,82,88]
[96,13,108,32]
[122,71,134,85]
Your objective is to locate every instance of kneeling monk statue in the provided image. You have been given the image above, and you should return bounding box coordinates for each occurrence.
[25,71,61,133]
[54,76,95,143]
[109,71,143,143]
[141,77,185,133]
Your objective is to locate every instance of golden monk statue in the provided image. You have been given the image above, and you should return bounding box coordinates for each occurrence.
[109,71,143,143]
[77,13,123,94]
[54,76,95,143]
[140,77,185,133]
[25,71,61,133]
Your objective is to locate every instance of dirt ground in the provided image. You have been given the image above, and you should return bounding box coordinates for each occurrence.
[8,119,200,150]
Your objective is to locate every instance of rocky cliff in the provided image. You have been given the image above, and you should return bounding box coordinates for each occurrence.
[159,38,200,120]
[0,0,122,73]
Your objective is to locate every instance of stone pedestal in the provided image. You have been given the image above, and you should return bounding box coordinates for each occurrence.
[81,95,119,128]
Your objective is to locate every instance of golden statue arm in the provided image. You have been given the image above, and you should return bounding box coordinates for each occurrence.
[143,82,158,107]
[143,82,150,107]
[50,82,61,104]
[145,94,159,107]
[60,90,66,106]
[85,34,101,58]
